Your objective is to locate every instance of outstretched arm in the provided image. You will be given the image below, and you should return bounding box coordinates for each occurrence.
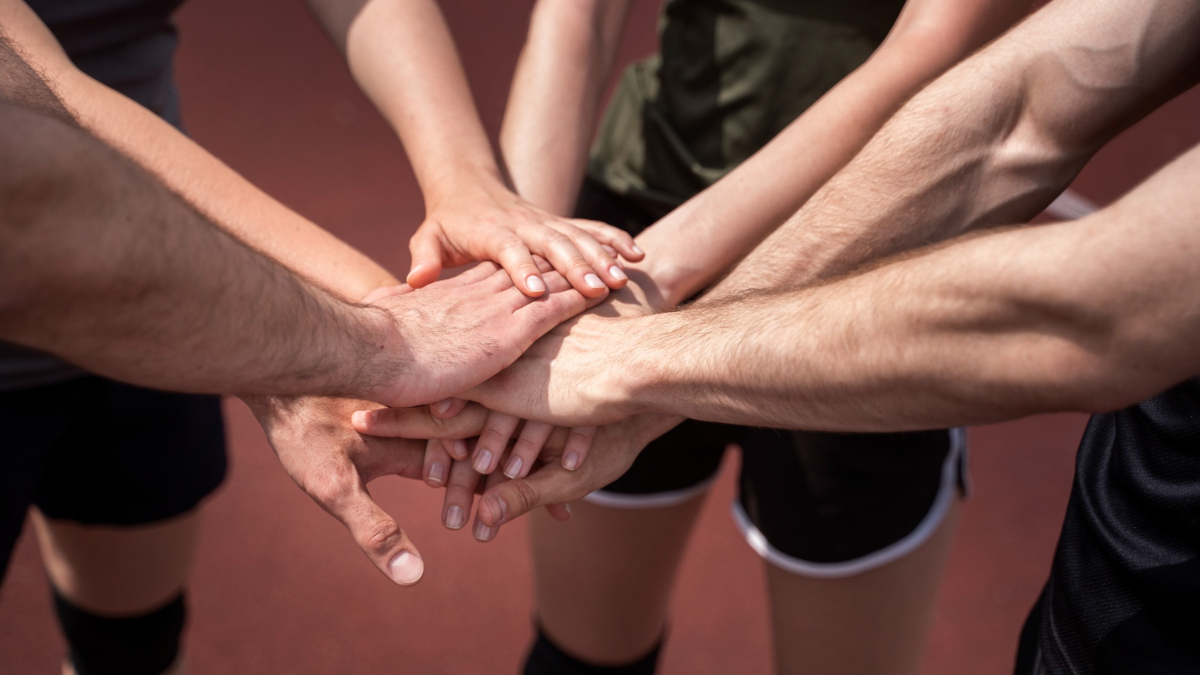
[501,0,1033,306]
[0,0,397,301]
[305,0,642,297]
[707,0,1200,297]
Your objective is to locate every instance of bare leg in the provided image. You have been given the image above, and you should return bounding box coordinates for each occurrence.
[530,494,708,665]
[31,507,200,675]
[766,499,961,675]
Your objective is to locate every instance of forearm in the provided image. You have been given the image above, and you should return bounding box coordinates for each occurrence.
[638,0,1033,306]
[1,0,396,301]
[499,0,632,216]
[707,0,1200,298]
[311,0,505,208]
[0,103,400,398]
[620,200,1200,431]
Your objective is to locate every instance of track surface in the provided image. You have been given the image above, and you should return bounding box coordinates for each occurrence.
[3,1,1199,673]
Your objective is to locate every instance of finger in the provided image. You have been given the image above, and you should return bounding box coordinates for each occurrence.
[321,478,424,585]
[512,273,606,328]
[424,438,452,487]
[352,404,490,439]
[430,397,469,419]
[491,236,548,297]
[563,226,627,289]
[407,229,446,289]
[505,421,555,479]
[472,411,521,474]
[545,503,572,521]
[537,229,609,298]
[472,470,512,543]
[442,437,471,461]
[570,218,644,261]
[561,426,597,471]
[441,458,480,530]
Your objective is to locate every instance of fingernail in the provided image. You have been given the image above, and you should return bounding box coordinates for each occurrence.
[486,495,507,523]
[351,410,370,428]
[389,550,424,585]
[445,505,465,530]
[427,462,446,485]
[584,274,604,289]
[609,266,627,281]
[473,449,493,473]
[432,398,453,415]
[473,519,497,542]
[451,439,469,460]
[563,452,581,471]
[504,456,523,479]
[562,503,572,516]
[632,244,644,255]
[526,275,546,293]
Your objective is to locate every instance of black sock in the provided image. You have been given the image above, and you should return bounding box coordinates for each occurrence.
[52,586,185,675]
[523,626,662,675]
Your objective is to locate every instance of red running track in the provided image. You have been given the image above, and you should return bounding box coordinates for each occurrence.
[2,1,1199,673]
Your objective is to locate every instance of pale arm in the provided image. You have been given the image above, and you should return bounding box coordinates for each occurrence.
[0,0,397,301]
[306,0,641,296]
[502,0,1033,306]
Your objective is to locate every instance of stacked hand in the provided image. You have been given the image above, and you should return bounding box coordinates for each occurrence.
[353,272,682,542]
[243,260,610,586]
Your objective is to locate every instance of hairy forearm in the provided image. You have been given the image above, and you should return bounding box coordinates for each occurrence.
[0,103,400,398]
[707,0,1200,299]
[500,0,632,216]
[619,188,1200,430]
[1,0,396,301]
[637,0,1033,306]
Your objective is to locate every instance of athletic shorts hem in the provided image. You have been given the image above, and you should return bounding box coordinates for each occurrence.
[583,476,719,509]
[732,428,966,578]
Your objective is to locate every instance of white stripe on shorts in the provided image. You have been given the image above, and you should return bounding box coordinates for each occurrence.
[583,475,719,510]
[732,427,968,579]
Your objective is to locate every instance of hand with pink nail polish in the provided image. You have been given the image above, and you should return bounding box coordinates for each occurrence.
[242,395,429,585]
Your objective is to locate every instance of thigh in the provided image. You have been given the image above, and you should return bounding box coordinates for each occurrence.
[736,428,967,675]
[31,378,226,611]
[0,380,80,583]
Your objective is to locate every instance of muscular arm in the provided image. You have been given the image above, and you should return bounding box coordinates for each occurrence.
[613,141,1200,429]
[0,0,398,301]
[708,0,1200,297]
[501,0,1032,306]
[0,101,398,398]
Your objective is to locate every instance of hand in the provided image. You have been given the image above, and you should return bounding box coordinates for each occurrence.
[242,395,429,585]
[356,271,662,443]
[349,402,677,540]
[473,414,686,531]
[407,177,644,297]
[363,260,607,408]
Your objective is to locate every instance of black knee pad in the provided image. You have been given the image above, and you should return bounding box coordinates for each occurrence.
[523,626,662,675]
[52,587,186,675]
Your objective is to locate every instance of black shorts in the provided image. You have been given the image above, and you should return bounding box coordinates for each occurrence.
[0,376,227,581]
[576,179,968,576]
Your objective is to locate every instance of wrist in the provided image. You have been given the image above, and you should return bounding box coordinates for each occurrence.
[421,162,507,212]
[348,304,414,405]
[600,313,677,418]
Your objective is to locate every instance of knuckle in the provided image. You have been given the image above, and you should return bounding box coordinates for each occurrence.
[362,519,402,552]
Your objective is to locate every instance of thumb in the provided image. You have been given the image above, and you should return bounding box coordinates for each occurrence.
[478,463,588,528]
[407,229,445,289]
[330,485,425,585]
